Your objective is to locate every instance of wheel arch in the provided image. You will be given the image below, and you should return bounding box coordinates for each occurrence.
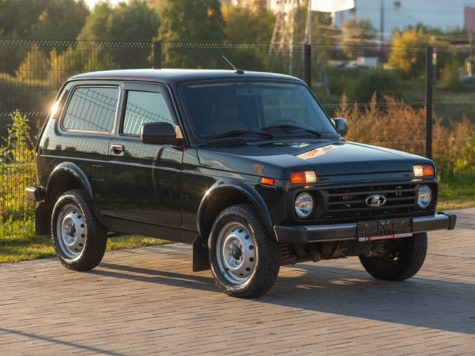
[46,162,93,203]
[197,182,274,244]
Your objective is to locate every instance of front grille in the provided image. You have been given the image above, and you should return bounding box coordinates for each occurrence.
[317,183,421,222]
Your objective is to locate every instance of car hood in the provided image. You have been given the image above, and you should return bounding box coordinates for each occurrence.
[197,140,432,179]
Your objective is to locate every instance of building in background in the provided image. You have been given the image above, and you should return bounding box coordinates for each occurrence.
[465,7,475,33]
[333,0,475,42]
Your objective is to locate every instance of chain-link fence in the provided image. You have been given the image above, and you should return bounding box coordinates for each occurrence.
[1,40,474,221]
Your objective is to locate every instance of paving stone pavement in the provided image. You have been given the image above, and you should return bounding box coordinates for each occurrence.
[1,209,474,355]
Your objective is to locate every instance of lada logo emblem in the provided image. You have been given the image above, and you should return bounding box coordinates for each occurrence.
[365,194,386,208]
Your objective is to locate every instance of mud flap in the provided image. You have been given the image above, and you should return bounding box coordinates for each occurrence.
[193,236,210,272]
[35,202,53,236]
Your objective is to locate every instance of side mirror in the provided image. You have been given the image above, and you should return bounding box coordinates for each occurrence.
[333,118,348,137]
[141,122,184,146]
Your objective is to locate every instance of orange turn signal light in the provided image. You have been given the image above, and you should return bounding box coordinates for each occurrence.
[413,165,434,178]
[290,170,317,184]
[261,177,275,186]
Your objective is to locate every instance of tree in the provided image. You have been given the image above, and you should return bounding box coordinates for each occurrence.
[157,0,225,68]
[16,45,49,81]
[388,27,448,78]
[78,0,159,42]
[77,0,160,68]
[110,0,161,42]
[49,46,119,84]
[49,47,81,83]
[31,0,89,41]
[220,1,274,70]
[0,0,7,36]
[341,19,377,59]
[48,44,119,87]
[222,2,274,44]
[0,0,89,75]
[0,0,48,39]
[0,0,88,40]
[147,0,168,13]
[438,58,462,90]
[77,3,112,42]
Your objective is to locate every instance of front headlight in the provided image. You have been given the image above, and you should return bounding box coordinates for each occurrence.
[295,192,314,218]
[417,184,432,208]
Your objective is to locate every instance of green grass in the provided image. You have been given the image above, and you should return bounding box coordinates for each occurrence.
[0,219,169,264]
[0,219,54,263]
[1,173,473,264]
[398,78,475,124]
[437,173,475,210]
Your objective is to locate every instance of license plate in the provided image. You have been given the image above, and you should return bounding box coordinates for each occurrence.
[358,218,412,242]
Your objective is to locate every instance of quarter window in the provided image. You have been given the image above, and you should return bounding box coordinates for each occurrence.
[62,87,118,132]
[122,91,175,136]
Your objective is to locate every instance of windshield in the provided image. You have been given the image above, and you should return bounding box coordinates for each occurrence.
[182,81,338,142]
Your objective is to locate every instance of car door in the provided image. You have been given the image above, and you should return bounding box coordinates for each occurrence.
[51,84,119,204]
[101,83,184,237]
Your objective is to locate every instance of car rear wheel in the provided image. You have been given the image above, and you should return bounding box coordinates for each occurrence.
[51,189,107,271]
[359,232,428,281]
[209,204,280,298]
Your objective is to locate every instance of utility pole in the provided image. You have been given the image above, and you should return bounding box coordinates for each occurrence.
[307,0,312,45]
[425,47,434,159]
[380,0,384,59]
[269,0,298,74]
[304,0,312,87]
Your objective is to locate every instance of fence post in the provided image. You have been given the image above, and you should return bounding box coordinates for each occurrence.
[304,43,311,87]
[425,47,434,159]
[153,41,162,69]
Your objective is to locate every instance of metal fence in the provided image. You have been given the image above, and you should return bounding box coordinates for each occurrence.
[0,40,474,221]
[1,41,474,123]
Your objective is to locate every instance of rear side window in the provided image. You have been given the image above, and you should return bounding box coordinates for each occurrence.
[122,91,175,136]
[62,87,118,133]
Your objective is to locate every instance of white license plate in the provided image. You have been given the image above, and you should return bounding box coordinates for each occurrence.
[357,218,412,242]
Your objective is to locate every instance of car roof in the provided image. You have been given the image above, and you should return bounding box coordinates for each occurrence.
[69,68,304,86]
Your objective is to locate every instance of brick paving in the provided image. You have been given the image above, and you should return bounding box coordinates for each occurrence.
[1,208,474,355]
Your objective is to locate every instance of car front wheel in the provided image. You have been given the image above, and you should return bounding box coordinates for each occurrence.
[209,204,280,298]
[359,232,428,281]
[51,189,107,271]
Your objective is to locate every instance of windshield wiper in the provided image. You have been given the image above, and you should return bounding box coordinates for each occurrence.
[262,124,322,138]
[204,130,274,140]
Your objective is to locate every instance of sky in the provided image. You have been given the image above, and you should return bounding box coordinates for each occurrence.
[84,0,124,10]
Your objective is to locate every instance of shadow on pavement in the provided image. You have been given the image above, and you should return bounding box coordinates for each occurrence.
[265,264,475,335]
[94,262,216,291]
[93,261,475,335]
[0,328,126,356]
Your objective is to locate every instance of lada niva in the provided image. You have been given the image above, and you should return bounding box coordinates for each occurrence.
[27,69,456,298]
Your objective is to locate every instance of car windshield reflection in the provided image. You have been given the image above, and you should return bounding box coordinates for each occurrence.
[182,81,338,142]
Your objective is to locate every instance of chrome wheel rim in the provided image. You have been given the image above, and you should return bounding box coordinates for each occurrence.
[216,221,257,284]
[56,203,86,259]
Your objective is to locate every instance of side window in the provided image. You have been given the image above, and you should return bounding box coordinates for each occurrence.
[62,87,118,132]
[122,91,175,136]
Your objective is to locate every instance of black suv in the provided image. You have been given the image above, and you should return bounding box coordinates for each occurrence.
[28,69,456,298]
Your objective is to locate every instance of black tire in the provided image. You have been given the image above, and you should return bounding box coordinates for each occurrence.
[208,204,280,298]
[359,232,428,281]
[51,189,107,271]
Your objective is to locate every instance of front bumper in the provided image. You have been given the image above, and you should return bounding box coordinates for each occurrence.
[274,212,457,243]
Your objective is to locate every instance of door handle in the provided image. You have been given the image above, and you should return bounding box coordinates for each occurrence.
[111,144,124,154]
